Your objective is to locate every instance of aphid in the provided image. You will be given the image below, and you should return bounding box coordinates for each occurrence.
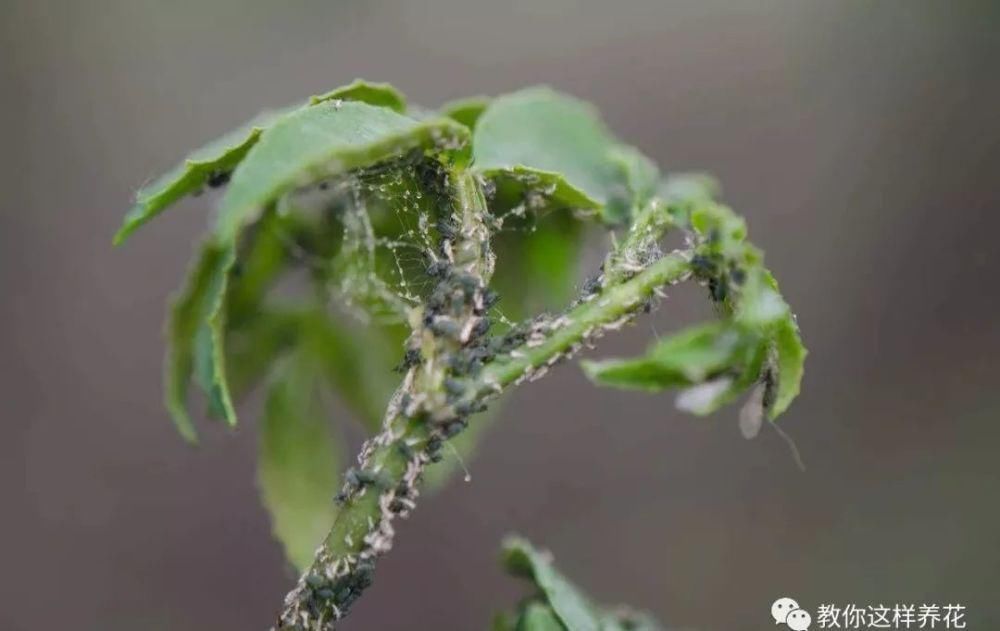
[690,254,717,276]
[206,169,231,188]
[305,574,327,590]
[426,260,450,278]
[440,419,466,438]
[729,265,747,286]
[428,317,461,339]
[482,288,501,310]
[443,378,465,397]
[316,588,336,601]
[709,276,728,302]
[581,274,603,296]
[395,440,415,460]
[395,348,422,372]
[436,217,457,240]
[454,400,488,416]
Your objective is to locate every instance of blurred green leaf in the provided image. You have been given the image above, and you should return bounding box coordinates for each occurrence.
[216,101,469,242]
[258,356,340,571]
[581,322,752,392]
[503,536,601,631]
[517,603,566,631]
[301,311,400,432]
[500,537,665,631]
[440,95,490,130]
[604,145,660,225]
[770,316,807,420]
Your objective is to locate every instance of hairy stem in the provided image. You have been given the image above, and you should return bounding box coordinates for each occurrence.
[275,187,689,630]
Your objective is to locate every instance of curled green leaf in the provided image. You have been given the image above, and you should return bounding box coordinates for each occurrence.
[115,80,413,245]
[215,101,470,243]
[165,241,232,441]
[473,87,642,219]
[115,110,282,245]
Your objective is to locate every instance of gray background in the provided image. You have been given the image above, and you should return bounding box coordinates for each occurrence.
[3,1,998,629]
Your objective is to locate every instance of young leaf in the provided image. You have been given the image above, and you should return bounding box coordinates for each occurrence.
[581,322,752,392]
[603,145,660,225]
[164,242,232,441]
[439,95,490,130]
[473,87,623,216]
[502,536,601,631]
[215,101,470,243]
[769,316,807,420]
[258,357,341,571]
[310,79,407,113]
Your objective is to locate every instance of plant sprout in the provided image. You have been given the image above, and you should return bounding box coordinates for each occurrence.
[117,80,806,630]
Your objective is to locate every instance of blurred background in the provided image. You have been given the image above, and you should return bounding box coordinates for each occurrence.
[2,1,998,629]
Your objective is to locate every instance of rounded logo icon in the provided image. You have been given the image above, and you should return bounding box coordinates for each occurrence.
[786,608,812,630]
[771,597,800,624]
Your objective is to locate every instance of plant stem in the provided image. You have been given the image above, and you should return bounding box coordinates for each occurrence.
[477,251,690,392]
[274,185,692,630]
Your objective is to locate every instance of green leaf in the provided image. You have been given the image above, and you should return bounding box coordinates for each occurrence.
[115,80,412,245]
[215,101,470,243]
[603,145,660,225]
[310,79,407,113]
[164,242,233,441]
[503,536,601,631]
[517,603,567,631]
[581,322,751,392]
[258,356,340,571]
[473,87,622,215]
[115,108,287,245]
[769,316,807,420]
[440,95,490,130]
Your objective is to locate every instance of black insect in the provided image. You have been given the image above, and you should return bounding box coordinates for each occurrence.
[395,348,423,373]
[206,169,231,188]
